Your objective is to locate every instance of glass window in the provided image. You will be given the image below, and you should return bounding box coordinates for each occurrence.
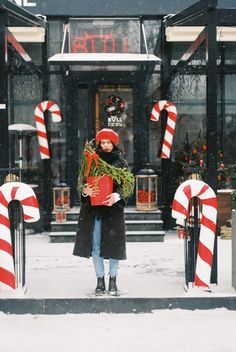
[10,73,43,171]
[223,74,236,166]
[143,20,161,55]
[148,74,206,167]
[48,74,67,185]
[21,43,42,66]
[69,18,140,54]
[170,74,206,161]
[224,43,236,65]
[48,19,64,72]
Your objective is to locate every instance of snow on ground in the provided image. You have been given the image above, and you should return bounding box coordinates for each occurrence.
[0,230,235,298]
[0,308,236,352]
[0,231,236,351]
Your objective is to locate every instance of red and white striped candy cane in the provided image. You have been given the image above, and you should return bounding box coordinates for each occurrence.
[172,180,217,288]
[0,182,40,289]
[150,100,177,159]
[34,100,62,159]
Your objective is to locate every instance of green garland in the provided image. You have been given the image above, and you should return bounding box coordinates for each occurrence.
[78,140,135,198]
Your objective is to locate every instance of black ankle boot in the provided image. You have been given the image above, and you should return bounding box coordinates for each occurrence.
[108,276,118,294]
[95,277,105,295]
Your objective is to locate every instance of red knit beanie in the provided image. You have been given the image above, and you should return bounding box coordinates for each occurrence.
[96,128,119,145]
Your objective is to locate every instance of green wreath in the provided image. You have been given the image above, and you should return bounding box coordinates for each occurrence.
[104,94,125,117]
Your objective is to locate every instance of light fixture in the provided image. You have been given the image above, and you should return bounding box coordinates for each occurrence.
[7,27,45,42]
[166,26,236,42]
[92,21,114,26]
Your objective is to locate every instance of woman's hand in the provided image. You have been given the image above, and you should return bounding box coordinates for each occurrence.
[82,183,100,197]
[103,193,116,207]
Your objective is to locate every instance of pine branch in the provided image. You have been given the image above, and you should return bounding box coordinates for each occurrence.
[78,140,135,198]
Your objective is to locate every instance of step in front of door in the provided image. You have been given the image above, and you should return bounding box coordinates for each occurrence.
[52,208,162,222]
[125,220,163,231]
[49,230,165,243]
[50,219,163,232]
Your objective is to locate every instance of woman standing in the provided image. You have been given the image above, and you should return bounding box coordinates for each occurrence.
[73,128,134,295]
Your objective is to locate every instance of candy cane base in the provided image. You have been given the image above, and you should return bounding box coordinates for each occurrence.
[185,226,217,288]
[0,182,40,291]
[0,269,15,291]
[172,180,217,289]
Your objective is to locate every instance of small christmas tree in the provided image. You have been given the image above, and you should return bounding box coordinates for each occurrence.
[174,131,232,189]
[174,131,207,183]
[217,151,231,189]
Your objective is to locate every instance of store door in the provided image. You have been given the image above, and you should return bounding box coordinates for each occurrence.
[67,81,134,205]
[95,85,134,166]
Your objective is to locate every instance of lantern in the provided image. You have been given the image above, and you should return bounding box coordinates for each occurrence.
[136,168,158,211]
[53,186,70,223]
[53,186,71,211]
[55,205,67,223]
[4,173,20,183]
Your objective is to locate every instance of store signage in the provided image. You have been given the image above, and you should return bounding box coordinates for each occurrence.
[70,19,140,54]
[107,116,123,127]
[72,32,129,53]
[13,0,37,7]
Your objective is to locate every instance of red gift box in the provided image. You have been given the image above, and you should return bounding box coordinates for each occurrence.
[87,175,113,206]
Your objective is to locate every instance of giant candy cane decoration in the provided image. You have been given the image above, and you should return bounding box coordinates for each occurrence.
[0,182,40,289]
[172,180,217,288]
[34,100,62,159]
[150,100,177,158]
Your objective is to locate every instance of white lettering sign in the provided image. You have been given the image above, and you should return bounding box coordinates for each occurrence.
[14,0,37,7]
[108,116,123,127]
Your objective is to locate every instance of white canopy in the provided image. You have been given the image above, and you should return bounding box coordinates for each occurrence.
[8,124,36,135]
[48,53,161,65]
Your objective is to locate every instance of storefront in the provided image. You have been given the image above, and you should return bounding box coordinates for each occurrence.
[1,0,236,229]
[47,17,162,204]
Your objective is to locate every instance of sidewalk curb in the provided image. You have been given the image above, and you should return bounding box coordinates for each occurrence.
[1,297,236,314]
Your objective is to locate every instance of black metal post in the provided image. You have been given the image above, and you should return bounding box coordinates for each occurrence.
[88,82,96,139]
[205,4,218,285]
[206,4,218,193]
[9,200,26,290]
[160,21,173,229]
[133,71,148,171]
[220,43,226,155]
[65,77,80,206]
[42,23,52,230]
[0,14,9,169]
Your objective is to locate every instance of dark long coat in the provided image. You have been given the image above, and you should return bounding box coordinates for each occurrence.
[73,149,129,260]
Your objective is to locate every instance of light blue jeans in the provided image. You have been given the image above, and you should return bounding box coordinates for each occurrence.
[92,217,119,278]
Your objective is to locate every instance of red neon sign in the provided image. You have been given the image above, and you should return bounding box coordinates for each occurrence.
[72,32,129,53]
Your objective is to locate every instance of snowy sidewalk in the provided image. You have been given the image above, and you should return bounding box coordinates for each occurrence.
[0,230,236,313]
[0,230,235,298]
[1,309,236,352]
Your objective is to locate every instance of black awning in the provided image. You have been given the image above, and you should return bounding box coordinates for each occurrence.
[0,0,46,27]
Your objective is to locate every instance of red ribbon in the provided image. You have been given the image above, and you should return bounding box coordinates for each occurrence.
[84,151,99,177]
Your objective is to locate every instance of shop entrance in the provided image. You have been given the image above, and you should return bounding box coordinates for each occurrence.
[66,79,134,205]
